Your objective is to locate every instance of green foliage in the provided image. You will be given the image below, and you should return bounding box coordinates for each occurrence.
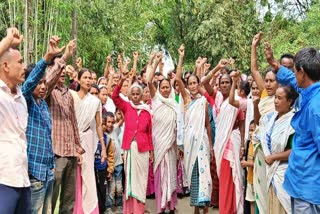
[0,0,319,76]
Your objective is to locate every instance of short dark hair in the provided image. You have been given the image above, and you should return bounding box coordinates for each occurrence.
[47,54,63,66]
[90,84,100,93]
[159,78,171,88]
[25,63,36,80]
[76,68,90,91]
[186,74,200,86]
[250,120,255,126]
[102,111,114,120]
[280,53,294,61]
[221,66,230,74]
[265,67,276,75]
[280,86,299,107]
[294,47,320,81]
[239,81,251,96]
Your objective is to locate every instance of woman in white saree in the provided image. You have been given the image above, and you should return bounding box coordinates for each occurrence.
[263,86,298,214]
[72,69,107,214]
[176,45,213,214]
[251,32,279,214]
[214,73,245,214]
[148,52,178,214]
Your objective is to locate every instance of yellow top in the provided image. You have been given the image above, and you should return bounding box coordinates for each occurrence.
[261,88,268,99]
[247,141,254,184]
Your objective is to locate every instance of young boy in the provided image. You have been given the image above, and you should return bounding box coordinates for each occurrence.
[104,112,124,214]
[94,113,114,213]
[241,120,256,214]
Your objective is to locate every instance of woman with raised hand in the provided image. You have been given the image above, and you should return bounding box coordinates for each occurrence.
[71,68,107,214]
[112,70,153,214]
[250,32,279,214]
[147,52,178,214]
[214,69,245,214]
[264,86,298,214]
[175,45,213,214]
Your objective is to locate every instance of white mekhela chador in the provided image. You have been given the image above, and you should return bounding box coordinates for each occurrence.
[252,95,275,214]
[152,91,178,210]
[182,96,212,204]
[214,98,244,214]
[263,111,294,213]
[71,91,101,214]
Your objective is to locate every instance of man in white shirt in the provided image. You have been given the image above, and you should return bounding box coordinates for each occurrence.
[0,28,30,213]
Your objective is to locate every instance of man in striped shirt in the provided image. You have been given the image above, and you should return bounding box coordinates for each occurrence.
[45,40,85,213]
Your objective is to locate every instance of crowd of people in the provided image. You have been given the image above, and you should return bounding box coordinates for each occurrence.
[0,27,319,214]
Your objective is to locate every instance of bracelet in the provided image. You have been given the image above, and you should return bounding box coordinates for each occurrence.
[100,137,104,140]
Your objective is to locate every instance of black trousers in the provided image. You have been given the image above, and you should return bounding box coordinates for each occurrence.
[95,168,108,214]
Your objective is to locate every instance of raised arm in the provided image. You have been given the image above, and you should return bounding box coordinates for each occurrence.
[253,96,261,125]
[202,59,228,96]
[106,66,115,97]
[175,45,188,104]
[251,32,265,92]
[23,36,65,100]
[103,54,111,78]
[46,39,75,96]
[148,52,162,98]
[199,57,207,79]
[229,70,241,108]
[194,57,202,76]
[148,51,156,67]
[117,54,123,75]
[111,71,129,113]
[264,43,300,93]
[123,57,131,74]
[131,52,139,77]
[159,61,164,76]
[76,57,82,71]
[229,58,236,70]
[204,63,211,76]
[0,28,23,58]
[22,61,47,100]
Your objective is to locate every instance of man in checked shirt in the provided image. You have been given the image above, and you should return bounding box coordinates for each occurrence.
[45,40,85,213]
[22,36,67,213]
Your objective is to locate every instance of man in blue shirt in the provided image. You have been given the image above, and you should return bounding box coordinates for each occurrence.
[22,36,74,214]
[265,44,320,213]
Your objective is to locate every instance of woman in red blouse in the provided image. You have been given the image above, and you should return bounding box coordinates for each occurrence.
[112,72,153,214]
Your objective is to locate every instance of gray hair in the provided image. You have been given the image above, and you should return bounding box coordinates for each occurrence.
[129,83,143,95]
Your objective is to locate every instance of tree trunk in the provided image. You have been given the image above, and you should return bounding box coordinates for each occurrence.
[35,0,38,61]
[27,0,33,63]
[71,1,77,66]
[23,0,28,64]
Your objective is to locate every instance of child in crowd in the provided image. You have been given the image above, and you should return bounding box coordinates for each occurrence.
[104,112,124,214]
[241,120,256,214]
[94,113,114,213]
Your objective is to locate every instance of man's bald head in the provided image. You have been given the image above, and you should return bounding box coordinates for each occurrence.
[0,47,26,88]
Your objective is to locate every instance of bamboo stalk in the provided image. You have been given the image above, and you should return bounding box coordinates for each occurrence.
[8,0,13,26]
[35,0,38,61]
[23,0,28,64]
